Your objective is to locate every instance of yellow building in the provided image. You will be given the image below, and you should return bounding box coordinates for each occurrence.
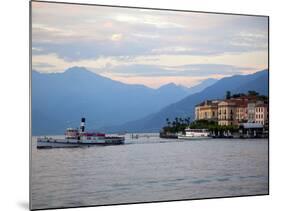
[195,100,219,122]
[218,100,237,126]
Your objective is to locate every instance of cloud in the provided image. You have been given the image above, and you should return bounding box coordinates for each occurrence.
[110,33,123,41]
[101,64,256,78]
[32,2,268,62]
[101,74,206,88]
[151,47,194,54]
[32,50,267,76]
[113,13,186,29]
[31,2,268,88]
[32,62,56,69]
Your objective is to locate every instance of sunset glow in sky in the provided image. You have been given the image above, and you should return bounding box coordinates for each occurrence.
[32,2,268,88]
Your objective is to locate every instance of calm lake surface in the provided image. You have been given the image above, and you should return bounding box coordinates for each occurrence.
[31,134,268,210]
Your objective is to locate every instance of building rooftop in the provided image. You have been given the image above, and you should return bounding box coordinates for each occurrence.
[195,95,268,108]
[218,99,237,105]
[196,100,219,107]
[255,101,268,107]
[235,101,248,107]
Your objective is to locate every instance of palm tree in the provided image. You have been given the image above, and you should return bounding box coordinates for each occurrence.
[226,91,231,99]
[179,118,183,125]
[186,117,191,126]
[166,118,170,126]
[248,90,259,96]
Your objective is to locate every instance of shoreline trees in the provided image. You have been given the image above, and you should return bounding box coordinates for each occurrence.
[162,118,238,135]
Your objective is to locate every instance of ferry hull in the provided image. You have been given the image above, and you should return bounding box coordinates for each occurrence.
[37,138,125,149]
[177,135,212,140]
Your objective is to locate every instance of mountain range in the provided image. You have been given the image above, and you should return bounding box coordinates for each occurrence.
[103,69,269,133]
[32,66,216,135]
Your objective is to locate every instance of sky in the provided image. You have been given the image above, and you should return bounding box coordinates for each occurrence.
[32,1,268,88]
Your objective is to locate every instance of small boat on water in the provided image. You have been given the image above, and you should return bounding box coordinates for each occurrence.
[177,128,211,140]
[37,118,125,149]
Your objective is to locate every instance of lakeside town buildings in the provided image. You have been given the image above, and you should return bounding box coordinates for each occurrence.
[195,95,268,127]
[255,102,268,125]
[195,100,219,122]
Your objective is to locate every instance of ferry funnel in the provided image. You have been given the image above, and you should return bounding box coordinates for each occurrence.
[80,117,85,132]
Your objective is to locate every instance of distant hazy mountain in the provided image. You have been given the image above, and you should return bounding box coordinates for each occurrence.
[106,69,268,133]
[32,66,214,135]
[156,78,217,97]
[156,83,188,99]
[187,78,218,94]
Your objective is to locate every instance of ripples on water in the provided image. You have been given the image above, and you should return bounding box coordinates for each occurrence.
[31,134,268,210]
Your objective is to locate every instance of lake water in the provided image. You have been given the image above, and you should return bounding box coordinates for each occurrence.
[31,134,269,210]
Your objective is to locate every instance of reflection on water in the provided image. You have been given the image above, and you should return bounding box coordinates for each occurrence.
[31,134,268,210]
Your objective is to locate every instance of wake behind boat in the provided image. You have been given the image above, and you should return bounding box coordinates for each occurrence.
[177,128,211,140]
[37,118,125,149]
